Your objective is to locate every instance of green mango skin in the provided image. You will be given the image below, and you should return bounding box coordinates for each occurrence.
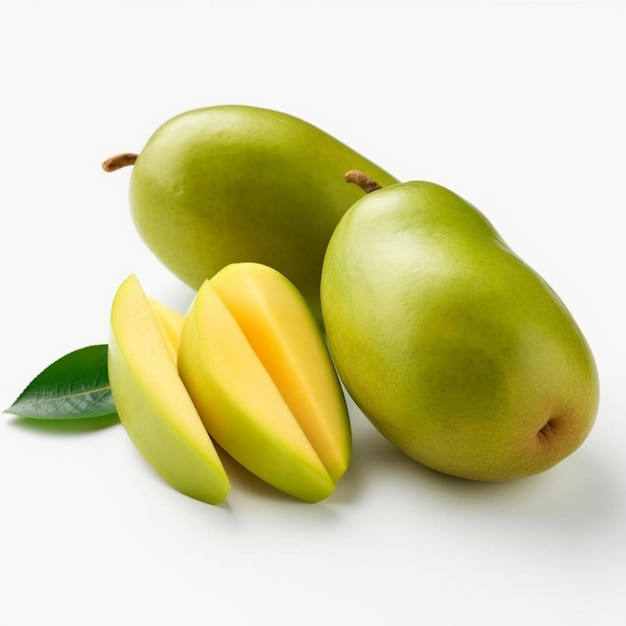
[127,105,397,324]
[321,181,599,481]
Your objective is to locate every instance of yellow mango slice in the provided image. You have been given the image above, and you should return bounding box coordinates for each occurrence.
[178,262,351,503]
[148,297,184,360]
[108,274,230,505]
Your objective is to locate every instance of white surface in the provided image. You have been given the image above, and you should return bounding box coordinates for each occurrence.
[1,1,624,624]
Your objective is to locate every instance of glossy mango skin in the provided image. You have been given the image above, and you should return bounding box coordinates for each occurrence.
[128,105,398,324]
[321,181,599,481]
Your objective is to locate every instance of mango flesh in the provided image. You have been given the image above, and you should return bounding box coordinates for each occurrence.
[108,274,230,505]
[148,297,184,358]
[123,105,397,324]
[178,262,351,502]
[321,180,599,482]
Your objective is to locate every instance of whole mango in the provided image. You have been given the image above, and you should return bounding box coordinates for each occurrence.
[103,105,397,323]
[321,173,599,481]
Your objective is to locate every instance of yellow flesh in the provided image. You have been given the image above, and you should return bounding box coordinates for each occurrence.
[108,275,230,505]
[210,263,350,481]
[178,263,350,502]
[148,297,184,360]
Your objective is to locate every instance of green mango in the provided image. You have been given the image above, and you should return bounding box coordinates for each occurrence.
[321,173,599,481]
[103,105,397,324]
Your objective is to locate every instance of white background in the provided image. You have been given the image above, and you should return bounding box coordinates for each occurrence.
[1,1,625,624]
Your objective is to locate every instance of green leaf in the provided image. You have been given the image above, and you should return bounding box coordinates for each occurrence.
[5,345,117,420]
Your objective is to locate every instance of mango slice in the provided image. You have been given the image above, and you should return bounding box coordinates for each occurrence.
[178,262,351,503]
[108,274,230,505]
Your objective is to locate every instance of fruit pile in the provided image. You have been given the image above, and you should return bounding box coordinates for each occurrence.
[7,105,599,505]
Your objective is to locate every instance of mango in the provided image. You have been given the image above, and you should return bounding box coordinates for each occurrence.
[102,105,397,324]
[321,173,599,482]
[108,274,230,505]
[178,262,351,502]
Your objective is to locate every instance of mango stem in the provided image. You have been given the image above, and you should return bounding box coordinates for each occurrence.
[102,153,139,172]
[344,170,382,194]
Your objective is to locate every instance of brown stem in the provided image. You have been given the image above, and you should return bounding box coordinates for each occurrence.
[344,170,383,194]
[102,153,139,172]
